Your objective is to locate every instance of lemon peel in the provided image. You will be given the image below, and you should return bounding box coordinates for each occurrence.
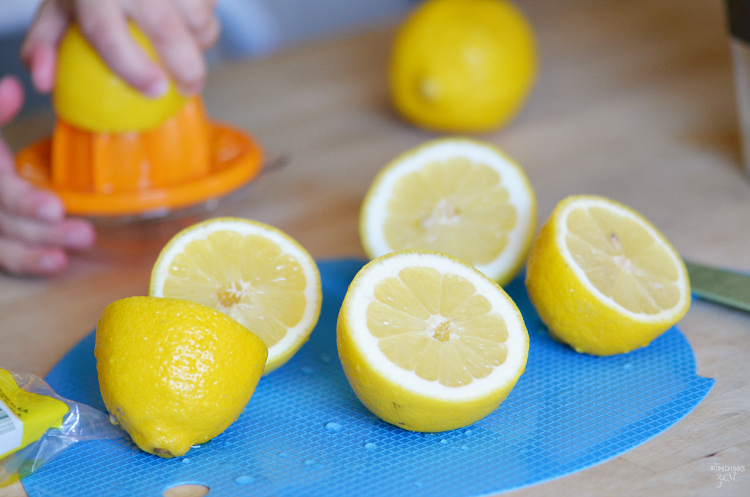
[389,0,537,132]
[95,296,267,457]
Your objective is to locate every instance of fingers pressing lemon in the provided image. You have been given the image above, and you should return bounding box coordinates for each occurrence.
[390,0,537,132]
[149,217,323,374]
[337,250,529,432]
[525,195,691,355]
[360,138,536,286]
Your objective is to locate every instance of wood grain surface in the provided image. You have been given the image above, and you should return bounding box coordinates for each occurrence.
[1,0,748,495]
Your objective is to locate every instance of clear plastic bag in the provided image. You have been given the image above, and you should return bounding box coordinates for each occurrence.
[0,369,125,487]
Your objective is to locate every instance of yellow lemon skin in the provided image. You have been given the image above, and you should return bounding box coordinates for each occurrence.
[389,0,537,132]
[525,197,691,356]
[54,24,187,133]
[95,296,267,458]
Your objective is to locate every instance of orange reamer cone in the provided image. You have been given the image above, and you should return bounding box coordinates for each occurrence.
[15,97,263,216]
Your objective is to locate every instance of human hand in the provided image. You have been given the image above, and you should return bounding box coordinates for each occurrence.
[21,0,220,98]
[0,76,95,276]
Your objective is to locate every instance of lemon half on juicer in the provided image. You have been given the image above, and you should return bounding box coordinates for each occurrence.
[15,23,264,218]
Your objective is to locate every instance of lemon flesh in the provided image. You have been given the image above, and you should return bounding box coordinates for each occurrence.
[149,218,322,374]
[54,23,187,133]
[525,195,691,356]
[360,138,536,286]
[390,0,537,132]
[337,250,529,432]
[95,296,268,458]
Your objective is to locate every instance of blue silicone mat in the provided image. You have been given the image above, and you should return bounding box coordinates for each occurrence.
[26,258,713,497]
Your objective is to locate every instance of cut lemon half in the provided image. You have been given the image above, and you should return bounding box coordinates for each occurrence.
[149,217,322,373]
[359,138,536,286]
[337,250,529,432]
[525,195,691,356]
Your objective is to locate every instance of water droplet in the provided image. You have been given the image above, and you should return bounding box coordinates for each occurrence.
[319,353,332,363]
[301,366,314,375]
[325,422,343,433]
[461,445,468,450]
[278,452,288,458]
[234,475,255,485]
[440,439,447,444]
[464,429,473,436]
[191,444,201,449]
[182,458,190,464]
[623,363,633,370]
[304,459,316,466]
[364,443,377,450]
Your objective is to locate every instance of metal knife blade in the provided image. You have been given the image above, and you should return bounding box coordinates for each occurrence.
[685,261,750,313]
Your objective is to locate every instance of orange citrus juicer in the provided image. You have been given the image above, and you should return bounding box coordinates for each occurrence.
[15,24,263,220]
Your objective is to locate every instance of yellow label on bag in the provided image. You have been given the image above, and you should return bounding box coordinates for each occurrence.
[0,370,69,460]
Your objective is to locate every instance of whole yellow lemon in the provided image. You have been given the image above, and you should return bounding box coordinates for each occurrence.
[53,23,187,133]
[389,0,537,132]
[95,296,268,458]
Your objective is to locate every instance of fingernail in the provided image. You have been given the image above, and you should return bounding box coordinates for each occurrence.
[37,202,63,222]
[145,78,169,98]
[38,252,65,272]
[66,227,95,249]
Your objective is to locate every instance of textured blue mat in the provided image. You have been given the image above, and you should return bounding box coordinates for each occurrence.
[26,258,713,497]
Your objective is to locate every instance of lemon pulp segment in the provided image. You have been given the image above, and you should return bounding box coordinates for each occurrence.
[162,231,307,349]
[384,157,516,266]
[369,266,509,387]
[361,138,536,286]
[562,203,683,317]
[150,218,322,374]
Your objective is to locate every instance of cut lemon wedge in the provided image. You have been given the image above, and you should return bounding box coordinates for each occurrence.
[337,250,529,432]
[359,138,536,286]
[525,195,691,356]
[149,218,322,373]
